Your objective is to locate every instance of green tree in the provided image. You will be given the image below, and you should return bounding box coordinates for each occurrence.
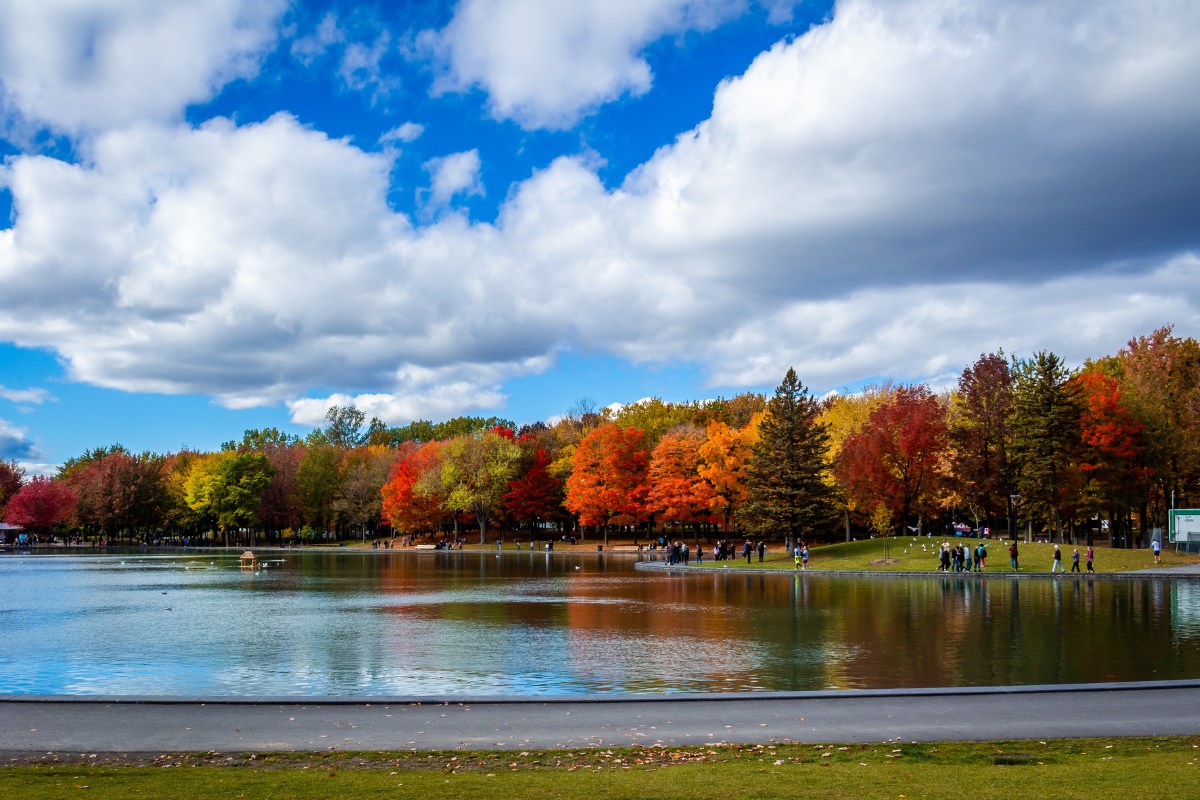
[296,445,343,534]
[1010,351,1081,543]
[426,431,522,544]
[948,353,1015,529]
[184,451,274,543]
[743,368,838,542]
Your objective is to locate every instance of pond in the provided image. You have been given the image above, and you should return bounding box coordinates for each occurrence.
[2,550,1198,696]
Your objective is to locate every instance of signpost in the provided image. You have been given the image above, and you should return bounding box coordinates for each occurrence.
[1169,509,1200,544]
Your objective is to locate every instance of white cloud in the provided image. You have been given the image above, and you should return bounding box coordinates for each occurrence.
[420,0,745,129]
[423,149,484,207]
[0,0,286,134]
[0,385,51,405]
[1,0,1199,426]
[380,122,425,144]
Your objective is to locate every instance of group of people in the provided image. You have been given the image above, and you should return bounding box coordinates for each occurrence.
[937,540,988,572]
[1048,543,1096,573]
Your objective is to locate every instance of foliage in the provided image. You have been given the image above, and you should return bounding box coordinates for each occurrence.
[645,425,715,527]
[3,477,76,533]
[296,445,343,531]
[503,447,564,532]
[333,446,395,535]
[65,450,167,536]
[837,384,949,533]
[381,441,447,534]
[184,451,274,533]
[426,431,522,543]
[564,423,650,533]
[0,459,26,514]
[743,368,838,539]
[1011,351,1081,540]
[948,353,1015,523]
[696,420,754,529]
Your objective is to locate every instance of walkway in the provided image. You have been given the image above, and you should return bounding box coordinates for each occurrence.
[2,682,1199,754]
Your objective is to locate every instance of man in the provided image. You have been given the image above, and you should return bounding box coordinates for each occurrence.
[743,540,752,564]
[1009,540,1020,571]
[1051,543,1065,574]
[757,541,766,562]
[1152,538,1162,564]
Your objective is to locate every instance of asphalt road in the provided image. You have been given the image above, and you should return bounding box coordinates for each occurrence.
[3,682,1199,754]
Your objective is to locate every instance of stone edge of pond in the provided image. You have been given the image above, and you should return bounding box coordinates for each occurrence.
[4,679,1200,706]
[634,561,1200,580]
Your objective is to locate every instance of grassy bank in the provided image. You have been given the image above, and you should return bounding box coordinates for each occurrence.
[4,737,1197,799]
[688,537,1200,573]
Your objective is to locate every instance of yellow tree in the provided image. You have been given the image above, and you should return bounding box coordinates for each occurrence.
[820,383,894,540]
[697,419,754,534]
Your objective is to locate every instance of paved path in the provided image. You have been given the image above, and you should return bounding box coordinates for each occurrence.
[3,682,1198,754]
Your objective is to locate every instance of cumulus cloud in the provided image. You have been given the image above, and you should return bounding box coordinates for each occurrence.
[423,149,485,207]
[0,0,285,134]
[380,122,425,144]
[1,0,1199,426]
[0,418,37,460]
[420,0,745,129]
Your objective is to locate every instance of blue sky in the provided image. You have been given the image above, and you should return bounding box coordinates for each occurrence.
[1,0,1199,471]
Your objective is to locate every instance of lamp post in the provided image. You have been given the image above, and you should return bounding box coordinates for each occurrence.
[1009,494,1020,542]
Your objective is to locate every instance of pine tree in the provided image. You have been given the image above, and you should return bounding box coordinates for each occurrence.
[744,368,838,541]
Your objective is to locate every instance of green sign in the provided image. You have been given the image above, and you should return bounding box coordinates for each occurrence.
[1169,509,1200,543]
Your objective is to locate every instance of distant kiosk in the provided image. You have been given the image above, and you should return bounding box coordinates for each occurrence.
[1169,510,1200,546]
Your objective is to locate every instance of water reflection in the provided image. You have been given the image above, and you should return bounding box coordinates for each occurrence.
[0,551,1197,696]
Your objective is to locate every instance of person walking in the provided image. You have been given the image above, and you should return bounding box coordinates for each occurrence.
[757,541,766,563]
[975,542,987,571]
[794,543,803,570]
[1152,538,1162,564]
[1009,540,1020,571]
[1071,547,1081,572]
[1051,543,1065,574]
[801,542,810,570]
[1086,546,1095,572]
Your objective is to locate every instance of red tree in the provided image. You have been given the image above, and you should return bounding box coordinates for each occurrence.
[4,477,77,534]
[837,385,949,532]
[564,424,650,542]
[380,441,446,535]
[503,447,563,537]
[1073,371,1151,543]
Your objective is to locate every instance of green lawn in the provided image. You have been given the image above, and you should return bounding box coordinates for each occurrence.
[693,537,1199,573]
[4,738,1197,799]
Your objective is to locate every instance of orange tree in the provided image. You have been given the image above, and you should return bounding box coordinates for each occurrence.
[564,423,650,545]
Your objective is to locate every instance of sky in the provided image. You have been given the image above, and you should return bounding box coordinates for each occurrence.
[1,0,1198,473]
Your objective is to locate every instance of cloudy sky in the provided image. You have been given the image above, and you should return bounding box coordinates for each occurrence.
[1,0,1198,471]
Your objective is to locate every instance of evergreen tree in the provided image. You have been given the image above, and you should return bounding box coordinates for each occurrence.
[1010,351,1081,543]
[744,368,838,541]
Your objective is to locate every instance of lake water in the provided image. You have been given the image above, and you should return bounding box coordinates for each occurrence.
[2,550,1198,697]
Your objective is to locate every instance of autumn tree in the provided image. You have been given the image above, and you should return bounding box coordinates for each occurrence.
[837,384,949,535]
[66,450,167,538]
[0,459,26,515]
[425,430,522,544]
[948,353,1015,529]
[697,420,755,534]
[743,368,838,542]
[1116,326,1200,529]
[381,441,446,535]
[822,383,893,540]
[334,446,396,539]
[646,425,715,537]
[1011,351,1081,542]
[185,451,274,543]
[3,477,76,534]
[1073,370,1151,546]
[503,446,564,539]
[564,423,650,545]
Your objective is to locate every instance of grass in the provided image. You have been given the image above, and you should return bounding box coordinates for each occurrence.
[690,536,1200,573]
[3,737,1197,799]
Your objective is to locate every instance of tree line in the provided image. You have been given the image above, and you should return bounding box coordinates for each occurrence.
[2,326,1197,548]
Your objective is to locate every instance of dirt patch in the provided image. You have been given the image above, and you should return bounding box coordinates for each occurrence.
[869,558,901,566]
